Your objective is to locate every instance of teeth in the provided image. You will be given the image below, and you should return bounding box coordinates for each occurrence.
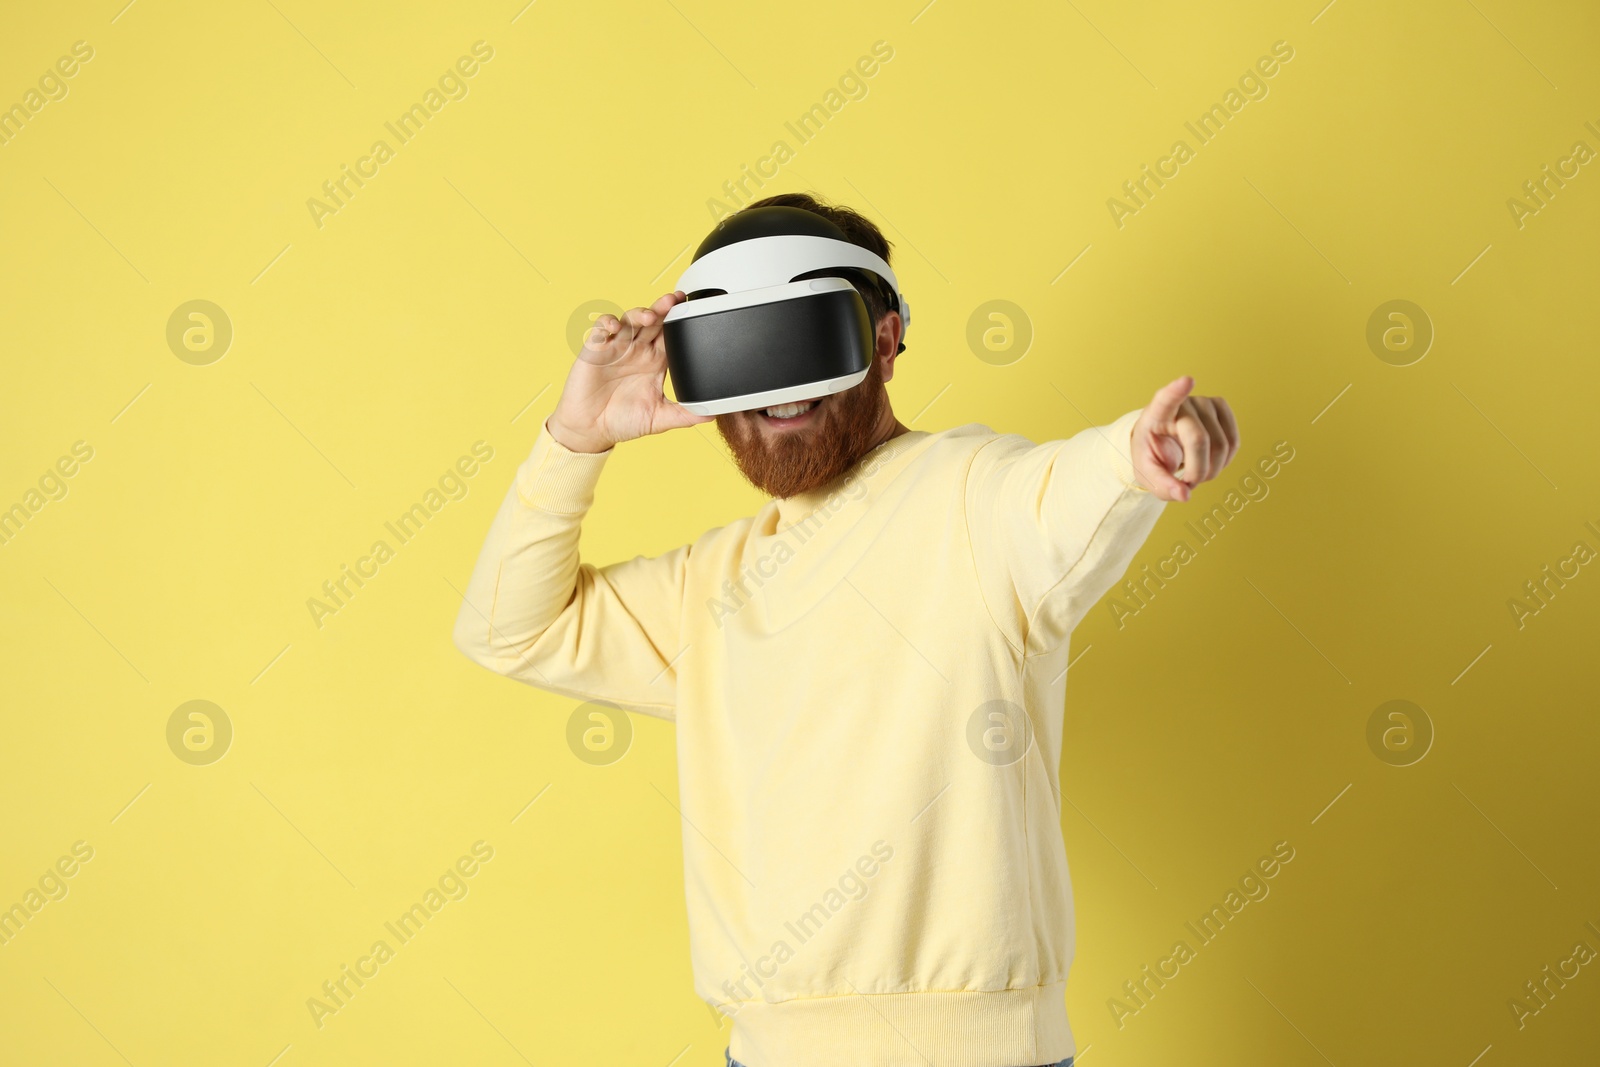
[764,400,817,419]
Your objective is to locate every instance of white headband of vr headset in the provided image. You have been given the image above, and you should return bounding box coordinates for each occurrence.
[673,234,911,335]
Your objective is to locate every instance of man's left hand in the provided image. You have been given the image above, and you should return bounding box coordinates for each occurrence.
[1130,375,1239,503]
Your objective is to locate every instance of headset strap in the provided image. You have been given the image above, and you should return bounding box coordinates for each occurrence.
[675,235,909,326]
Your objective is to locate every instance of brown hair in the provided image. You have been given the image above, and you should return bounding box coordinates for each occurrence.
[740,191,900,342]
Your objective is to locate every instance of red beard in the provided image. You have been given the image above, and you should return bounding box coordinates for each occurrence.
[714,353,890,500]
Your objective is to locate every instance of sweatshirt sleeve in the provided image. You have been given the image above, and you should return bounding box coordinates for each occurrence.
[451,417,686,722]
[964,407,1167,656]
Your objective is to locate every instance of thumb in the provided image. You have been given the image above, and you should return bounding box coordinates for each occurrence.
[654,400,717,433]
[1158,436,1184,477]
[1134,424,1191,502]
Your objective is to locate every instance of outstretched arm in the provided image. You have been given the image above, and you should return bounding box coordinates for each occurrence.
[965,376,1238,655]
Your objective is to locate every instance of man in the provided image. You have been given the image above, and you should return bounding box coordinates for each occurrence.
[453,193,1238,1067]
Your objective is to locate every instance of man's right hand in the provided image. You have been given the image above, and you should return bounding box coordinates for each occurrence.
[545,290,716,454]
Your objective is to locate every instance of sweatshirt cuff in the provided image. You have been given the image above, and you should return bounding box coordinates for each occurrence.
[1099,407,1150,493]
[515,417,613,513]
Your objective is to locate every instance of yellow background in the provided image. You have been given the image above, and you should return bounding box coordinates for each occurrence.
[3,0,1598,1063]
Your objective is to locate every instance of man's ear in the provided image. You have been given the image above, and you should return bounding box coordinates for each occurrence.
[875,312,903,383]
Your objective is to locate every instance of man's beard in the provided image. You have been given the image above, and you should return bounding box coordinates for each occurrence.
[715,354,888,499]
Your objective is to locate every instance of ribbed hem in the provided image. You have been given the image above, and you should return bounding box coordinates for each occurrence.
[727,983,1072,1067]
[515,418,612,513]
[1099,407,1150,493]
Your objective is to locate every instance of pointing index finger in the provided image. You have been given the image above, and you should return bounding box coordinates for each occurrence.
[1146,375,1194,426]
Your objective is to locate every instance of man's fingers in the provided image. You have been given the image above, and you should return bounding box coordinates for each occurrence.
[1191,400,1228,481]
[1145,375,1194,428]
[1133,422,1190,501]
[583,294,681,362]
[621,293,684,349]
[1214,397,1240,459]
[653,399,716,433]
[582,314,620,353]
[1134,379,1238,499]
[1173,415,1211,486]
[1138,434,1191,501]
[647,292,686,357]
[619,305,654,337]
[1158,435,1184,476]
[649,290,684,316]
[611,302,662,351]
[576,313,627,367]
[635,289,685,324]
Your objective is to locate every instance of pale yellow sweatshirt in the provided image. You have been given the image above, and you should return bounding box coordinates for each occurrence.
[453,407,1166,1067]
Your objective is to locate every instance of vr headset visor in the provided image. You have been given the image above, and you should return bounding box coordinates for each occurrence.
[662,206,911,416]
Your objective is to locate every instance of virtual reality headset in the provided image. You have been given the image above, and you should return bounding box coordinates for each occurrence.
[662,205,911,416]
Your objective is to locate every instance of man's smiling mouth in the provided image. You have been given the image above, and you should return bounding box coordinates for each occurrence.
[757,397,822,427]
